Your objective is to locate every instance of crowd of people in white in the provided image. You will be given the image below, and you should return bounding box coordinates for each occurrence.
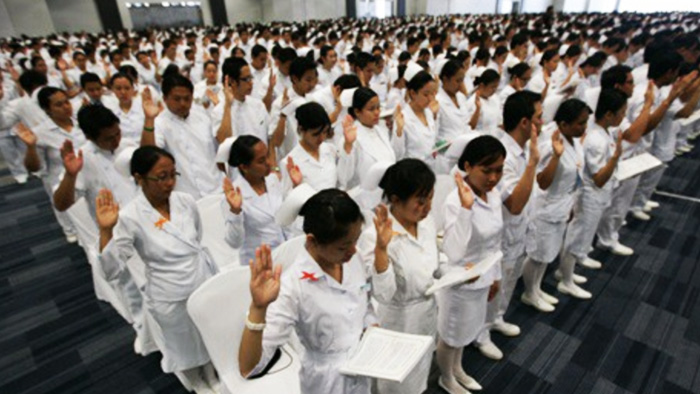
[1,9,699,394]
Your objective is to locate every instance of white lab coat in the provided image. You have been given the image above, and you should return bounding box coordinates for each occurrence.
[317,64,343,89]
[340,121,401,190]
[224,174,287,265]
[104,97,145,145]
[210,96,271,143]
[99,190,218,372]
[280,142,352,194]
[466,93,503,137]
[526,125,584,263]
[436,87,471,143]
[563,122,618,260]
[268,88,308,159]
[438,184,503,347]
[359,211,438,394]
[398,105,438,169]
[154,108,223,199]
[247,247,375,394]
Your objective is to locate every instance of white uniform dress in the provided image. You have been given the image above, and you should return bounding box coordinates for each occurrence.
[563,122,618,260]
[224,174,287,265]
[526,126,584,263]
[248,248,376,394]
[397,105,438,169]
[339,121,402,190]
[438,184,503,347]
[466,93,503,137]
[104,97,145,145]
[280,142,352,194]
[99,190,219,372]
[359,212,439,394]
[154,108,223,199]
[436,87,471,143]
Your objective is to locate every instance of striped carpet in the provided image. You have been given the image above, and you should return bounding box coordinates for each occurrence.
[1,145,699,394]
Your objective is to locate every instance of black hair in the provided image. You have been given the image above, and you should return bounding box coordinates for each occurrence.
[289,56,317,82]
[296,102,331,135]
[398,51,412,63]
[251,44,267,59]
[320,45,335,60]
[120,65,139,82]
[474,69,500,86]
[564,45,582,58]
[221,56,248,82]
[458,135,507,171]
[595,89,627,121]
[503,90,542,132]
[439,59,462,80]
[19,70,47,93]
[110,72,134,87]
[600,65,632,90]
[473,47,490,65]
[278,47,298,64]
[162,73,193,96]
[30,56,45,69]
[228,135,263,167]
[37,86,65,111]
[648,51,682,80]
[581,52,606,68]
[333,74,361,90]
[494,46,508,58]
[299,189,364,245]
[353,52,376,71]
[540,49,559,66]
[554,98,592,124]
[79,72,102,89]
[203,60,218,70]
[77,105,120,141]
[379,158,436,202]
[162,64,181,81]
[511,33,528,49]
[349,87,378,119]
[407,70,434,92]
[130,146,175,177]
[508,62,530,79]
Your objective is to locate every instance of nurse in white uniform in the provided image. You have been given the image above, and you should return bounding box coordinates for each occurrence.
[359,158,439,394]
[104,73,147,146]
[560,90,625,299]
[436,59,471,144]
[238,189,383,394]
[466,69,502,137]
[398,66,440,169]
[437,135,506,394]
[521,99,590,313]
[498,63,532,107]
[96,146,228,393]
[224,135,288,265]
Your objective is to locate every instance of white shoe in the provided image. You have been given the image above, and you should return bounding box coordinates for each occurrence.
[15,174,28,184]
[610,242,634,256]
[192,383,216,394]
[454,369,482,391]
[65,233,78,244]
[578,257,602,270]
[675,149,685,156]
[646,200,660,209]
[680,145,693,152]
[476,340,503,360]
[554,269,587,284]
[557,282,592,300]
[539,289,560,304]
[521,293,555,312]
[632,210,651,221]
[439,376,471,394]
[493,320,521,337]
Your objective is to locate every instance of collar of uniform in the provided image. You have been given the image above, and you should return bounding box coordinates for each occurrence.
[502,132,525,159]
[465,180,494,209]
[86,140,117,159]
[164,107,189,122]
[387,209,427,247]
[295,246,329,284]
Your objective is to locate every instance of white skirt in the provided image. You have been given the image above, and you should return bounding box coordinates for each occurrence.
[436,285,489,348]
[525,217,567,264]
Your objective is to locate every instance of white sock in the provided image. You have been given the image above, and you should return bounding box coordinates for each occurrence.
[559,252,576,286]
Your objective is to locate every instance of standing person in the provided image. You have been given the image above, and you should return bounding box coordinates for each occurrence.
[521,99,590,312]
[437,135,506,394]
[96,146,235,393]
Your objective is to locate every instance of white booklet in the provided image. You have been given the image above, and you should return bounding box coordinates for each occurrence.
[339,327,433,383]
[425,251,503,296]
[679,109,700,127]
[615,152,663,181]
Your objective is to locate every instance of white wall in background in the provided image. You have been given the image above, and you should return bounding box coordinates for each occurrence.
[520,0,553,13]
[115,0,213,30]
[46,0,102,33]
[225,0,263,24]
[3,0,55,36]
[426,0,499,15]
[0,0,16,38]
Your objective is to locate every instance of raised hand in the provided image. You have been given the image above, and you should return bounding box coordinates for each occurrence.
[268,69,277,89]
[249,244,282,309]
[474,91,481,109]
[528,123,540,165]
[342,114,357,145]
[429,98,440,116]
[373,204,394,250]
[286,157,303,187]
[613,131,623,159]
[281,88,290,109]
[16,123,37,147]
[332,85,342,107]
[644,80,655,105]
[142,89,162,119]
[223,177,242,214]
[56,58,68,71]
[60,139,83,176]
[552,129,565,157]
[95,188,119,231]
[205,88,220,107]
[454,172,474,210]
[394,105,404,137]
[223,75,234,105]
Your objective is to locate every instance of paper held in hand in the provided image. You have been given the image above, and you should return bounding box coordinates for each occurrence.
[339,327,433,383]
[425,251,503,296]
[614,152,663,182]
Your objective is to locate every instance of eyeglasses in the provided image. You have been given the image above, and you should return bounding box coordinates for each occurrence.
[144,172,180,183]
[239,76,254,82]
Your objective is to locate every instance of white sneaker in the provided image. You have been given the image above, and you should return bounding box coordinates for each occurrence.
[539,289,560,305]
[578,257,602,270]
[632,210,651,221]
[493,320,521,337]
[15,174,28,184]
[476,340,503,360]
[675,149,685,156]
[439,376,471,394]
[646,200,660,209]
[557,282,592,300]
[521,293,555,312]
[610,242,634,256]
[622,220,628,227]
[65,233,78,244]
[454,369,483,391]
[680,145,693,152]
[554,269,587,284]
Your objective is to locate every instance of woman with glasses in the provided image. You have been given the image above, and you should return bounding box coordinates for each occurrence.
[96,145,241,393]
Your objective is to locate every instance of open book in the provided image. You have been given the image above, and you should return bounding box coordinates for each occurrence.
[339,327,433,383]
[425,251,503,296]
[615,152,663,181]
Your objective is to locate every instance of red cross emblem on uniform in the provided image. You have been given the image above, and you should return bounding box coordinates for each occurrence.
[301,271,319,281]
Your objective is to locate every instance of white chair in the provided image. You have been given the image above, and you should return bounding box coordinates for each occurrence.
[432,174,456,232]
[187,268,302,394]
[196,193,240,271]
[271,235,306,272]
